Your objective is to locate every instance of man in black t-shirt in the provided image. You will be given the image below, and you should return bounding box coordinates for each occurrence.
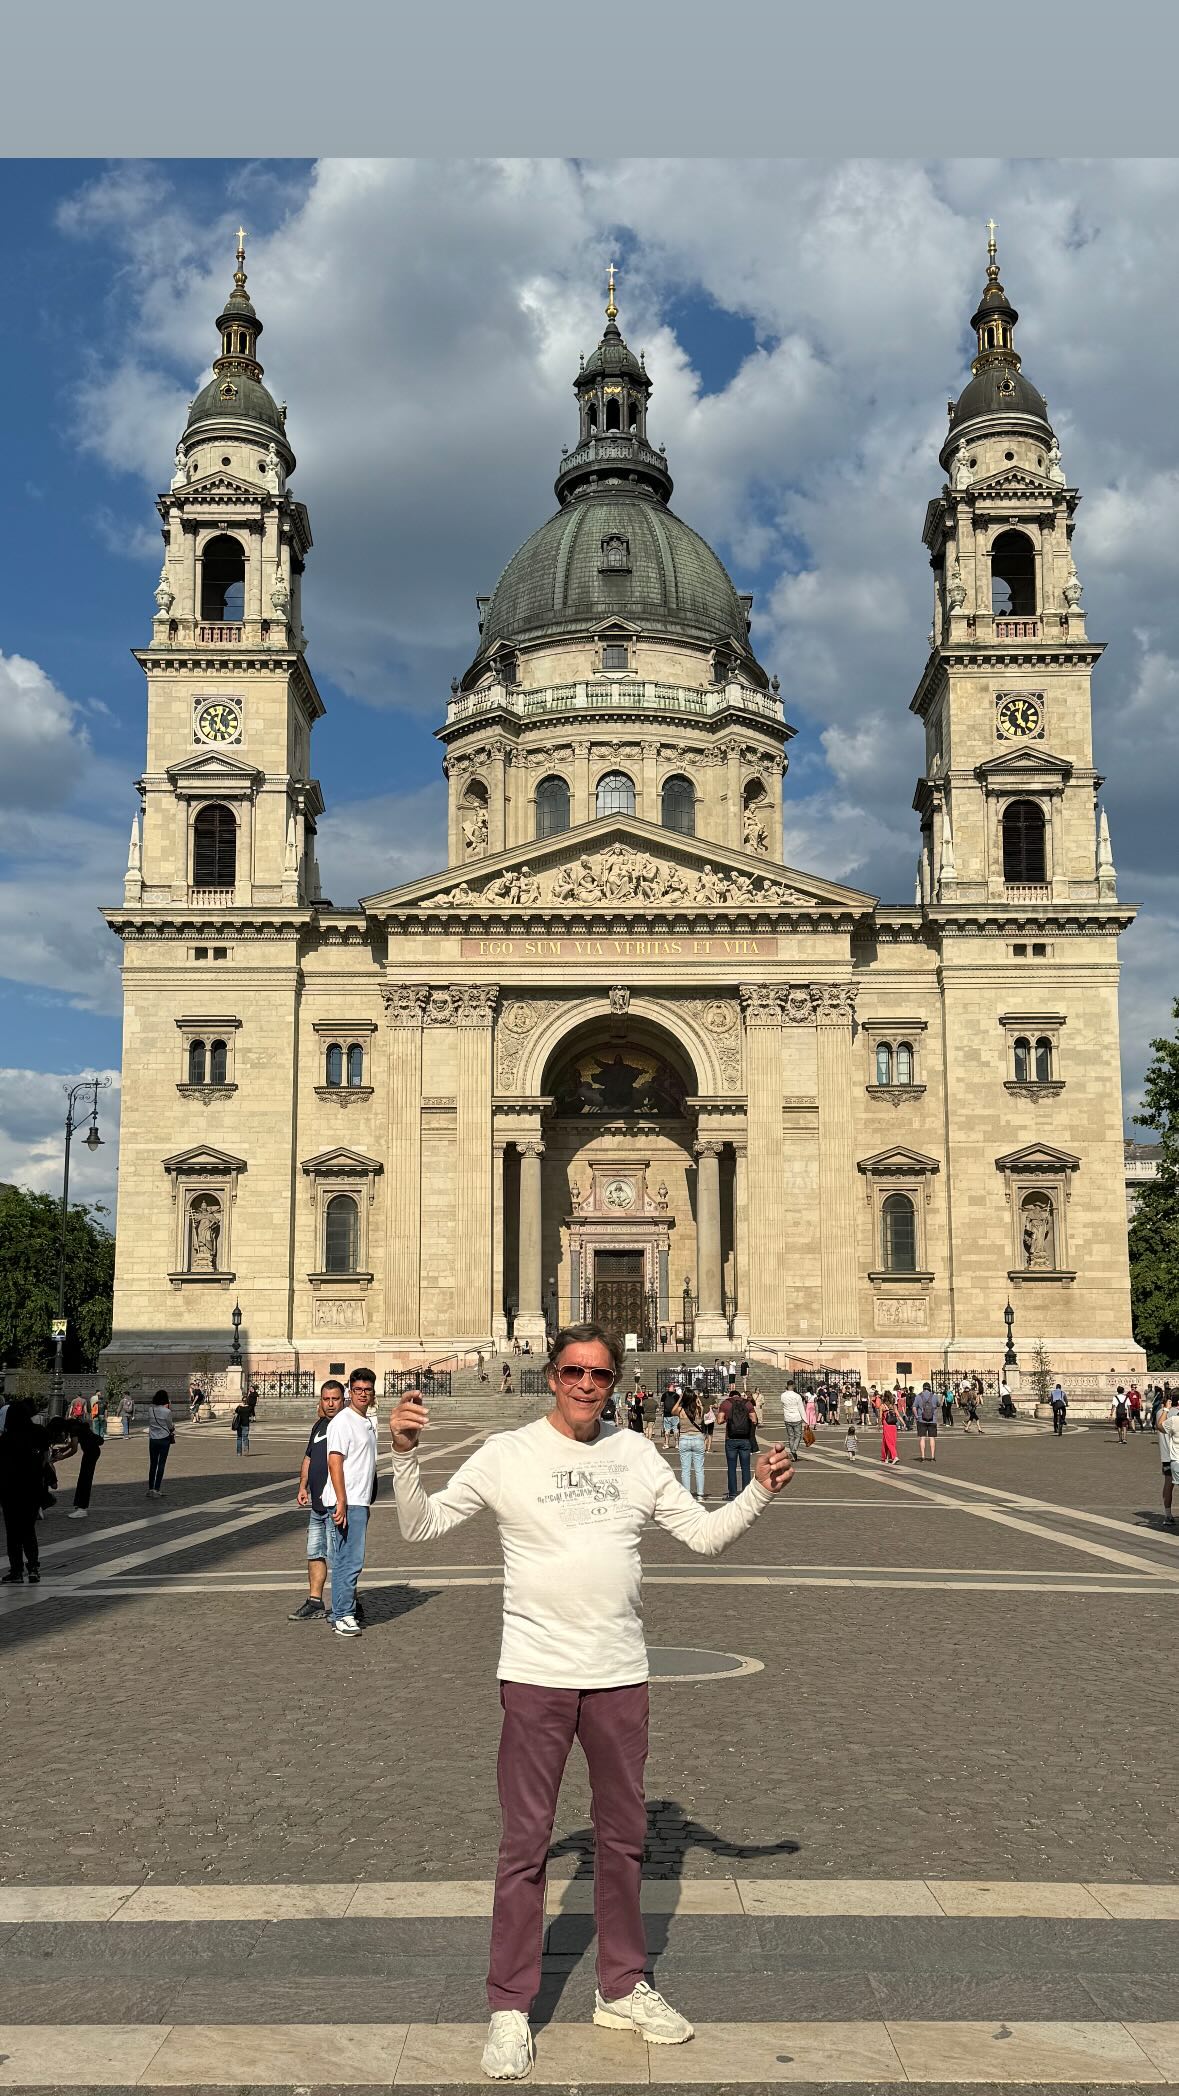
[290,1380,345,1620]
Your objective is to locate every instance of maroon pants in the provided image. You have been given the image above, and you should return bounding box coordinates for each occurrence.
[488,1680,649,2012]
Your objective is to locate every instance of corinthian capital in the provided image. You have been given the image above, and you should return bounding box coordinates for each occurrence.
[738,983,786,1027]
[809,981,858,1023]
[382,983,429,1027]
[449,983,500,1027]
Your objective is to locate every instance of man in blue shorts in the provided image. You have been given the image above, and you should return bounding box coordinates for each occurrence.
[290,1379,345,1620]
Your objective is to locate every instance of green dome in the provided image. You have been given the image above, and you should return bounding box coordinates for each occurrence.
[187,370,286,437]
[943,362,1051,454]
[471,492,763,677]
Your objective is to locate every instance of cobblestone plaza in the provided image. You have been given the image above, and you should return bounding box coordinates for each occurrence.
[2,1410,1177,2091]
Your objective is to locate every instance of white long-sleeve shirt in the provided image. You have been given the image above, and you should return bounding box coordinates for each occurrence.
[392,1415,771,1688]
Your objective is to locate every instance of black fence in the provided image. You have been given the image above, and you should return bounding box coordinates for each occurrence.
[788,1367,863,1394]
[655,1366,730,1396]
[520,1370,550,1397]
[248,1371,316,1403]
[383,1369,453,1399]
[931,1369,1000,1397]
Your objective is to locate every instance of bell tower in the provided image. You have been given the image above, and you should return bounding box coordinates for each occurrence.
[911,225,1113,907]
[128,232,326,912]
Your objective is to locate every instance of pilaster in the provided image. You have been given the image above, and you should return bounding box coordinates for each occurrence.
[452,984,499,1337]
[381,985,427,1340]
[740,985,787,1335]
[812,982,860,1341]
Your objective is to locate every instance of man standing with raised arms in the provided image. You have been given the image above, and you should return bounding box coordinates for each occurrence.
[388,1322,794,2082]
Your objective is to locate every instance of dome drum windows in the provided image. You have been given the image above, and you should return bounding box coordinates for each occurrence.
[1001,1014,1064,1096]
[301,1146,383,1288]
[313,1021,377,1106]
[176,1016,240,1097]
[865,1022,927,1100]
[596,769,636,819]
[660,773,695,835]
[535,774,571,840]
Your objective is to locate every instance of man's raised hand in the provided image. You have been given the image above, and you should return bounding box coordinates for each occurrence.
[389,1392,429,1452]
[755,1442,794,1494]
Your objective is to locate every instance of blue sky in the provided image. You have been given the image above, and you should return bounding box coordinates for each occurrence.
[3,157,1178,1205]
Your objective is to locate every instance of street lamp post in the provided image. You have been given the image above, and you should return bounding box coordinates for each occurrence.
[230,1301,243,1366]
[52,1078,110,1409]
[1003,1298,1018,1371]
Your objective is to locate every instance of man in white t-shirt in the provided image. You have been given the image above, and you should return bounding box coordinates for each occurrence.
[1157,1393,1179,1528]
[322,1366,378,1638]
[389,1323,793,2083]
[780,1384,806,1460]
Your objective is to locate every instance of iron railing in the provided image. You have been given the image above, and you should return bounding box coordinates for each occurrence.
[384,1369,453,1399]
[248,1371,317,1403]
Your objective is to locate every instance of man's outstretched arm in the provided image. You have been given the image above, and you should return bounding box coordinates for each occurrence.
[649,1440,792,1557]
[388,1394,497,1543]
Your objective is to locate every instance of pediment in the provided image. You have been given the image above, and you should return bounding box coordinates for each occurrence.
[995,1142,1081,1173]
[975,746,1073,784]
[162,1144,247,1174]
[967,465,1062,504]
[857,1146,940,1176]
[183,469,263,498]
[300,1147,383,1175]
[362,816,876,918]
[167,751,263,788]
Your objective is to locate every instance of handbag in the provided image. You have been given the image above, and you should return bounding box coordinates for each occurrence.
[802,1424,816,1446]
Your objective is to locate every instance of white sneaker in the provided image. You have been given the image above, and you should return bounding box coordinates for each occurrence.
[593,1980,693,2045]
[67,1509,88,1520]
[481,2009,534,2079]
[332,1614,362,1637]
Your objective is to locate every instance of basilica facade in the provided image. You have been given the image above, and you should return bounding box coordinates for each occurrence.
[105,234,1144,1385]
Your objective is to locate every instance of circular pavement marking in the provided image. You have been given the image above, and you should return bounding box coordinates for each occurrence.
[647,1646,764,1682]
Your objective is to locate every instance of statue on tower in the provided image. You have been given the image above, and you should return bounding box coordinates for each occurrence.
[154,564,175,616]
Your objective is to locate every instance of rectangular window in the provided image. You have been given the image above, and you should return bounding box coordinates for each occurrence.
[1011,943,1027,958]
[1032,942,1047,958]
[212,946,228,960]
[193,946,208,960]
[602,643,629,671]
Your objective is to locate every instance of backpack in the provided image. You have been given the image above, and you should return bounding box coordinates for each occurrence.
[231,1404,247,1432]
[727,1396,753,1439]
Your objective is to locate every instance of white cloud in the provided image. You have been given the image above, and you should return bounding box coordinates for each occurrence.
[0,651,90,810]
[0,1068,121,1211]
[317,780,447,904]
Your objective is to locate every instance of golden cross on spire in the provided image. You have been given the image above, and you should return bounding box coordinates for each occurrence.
[986,217,998,263]
[605,261,618,323]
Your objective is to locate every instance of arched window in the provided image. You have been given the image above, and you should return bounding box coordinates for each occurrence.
[209,1040,228,1086]
[188,1039,207,1084]
[661,775,695,835]
[324,1193,359,1275]
[1035,1036,1053,1084]
[596,770,635,818]
[604,397,621,432]
[895,1042,914,1086]
[346,1043,364,1088]
[535,775,570,839]
[875,1042,893,1085]
[200,533,246,622]
[1002,799,1046,883]
[192,803,237,888]
[990,529,1036,616]
[1013,1037,1031,1084]
[325,1043,343,1088]
[882,1192,917,1273]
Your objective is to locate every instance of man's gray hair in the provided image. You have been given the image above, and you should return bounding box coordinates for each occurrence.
[547,1322,624,1378]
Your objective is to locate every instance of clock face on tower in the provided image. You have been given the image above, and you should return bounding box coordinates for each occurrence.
[195,701,242,745]
[995,694,1044,741]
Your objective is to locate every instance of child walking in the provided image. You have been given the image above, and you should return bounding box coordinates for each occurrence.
[845,1421,858,1460]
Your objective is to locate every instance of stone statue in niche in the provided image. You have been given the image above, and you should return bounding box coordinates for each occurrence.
[608,986,630,1014]
[188,1195,222,1273]
[270,562,291,617]
[262,441,284,492]
[947,559,967,611]
[462,805,488,857]
[171,445,187,491]
[1021,1196,1055,1271]
[1046,437,1066,487]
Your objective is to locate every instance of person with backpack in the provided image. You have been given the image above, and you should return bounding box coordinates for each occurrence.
[232,1398,251,1456]
[914,1383,938,1461]
[1110,1388,1129,1445]
[719,1385,757,1498]
[1050,1382,1068,1436]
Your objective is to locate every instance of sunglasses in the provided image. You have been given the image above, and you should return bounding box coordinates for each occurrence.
[554,1365,616,1392]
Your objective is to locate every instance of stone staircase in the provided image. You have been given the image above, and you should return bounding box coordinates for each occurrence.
[253,1351,758,1425]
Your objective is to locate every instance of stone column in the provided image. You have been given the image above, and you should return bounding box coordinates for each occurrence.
[491,1142,507,1343]
[382,985,428,1341]
[695,1142,722,1317]
[641,742,659,825]
[812,983,860,1342]
[573,740,592,828]
[732,1139,750,1341]
[453,985,498,1337]
[517,1140,545,1337]
[740,985,786,1337]
[488,744,507,854]
[726,739,742,849]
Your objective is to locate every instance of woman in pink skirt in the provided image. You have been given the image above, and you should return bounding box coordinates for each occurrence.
[880,1392,900,1466]
[804,1390,819,1434]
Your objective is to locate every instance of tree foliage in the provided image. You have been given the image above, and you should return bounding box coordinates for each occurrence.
[0,1184,115,1372]
[1129,995,1179,1369]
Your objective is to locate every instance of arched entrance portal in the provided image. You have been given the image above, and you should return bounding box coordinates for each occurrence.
[502,1017,739,1350]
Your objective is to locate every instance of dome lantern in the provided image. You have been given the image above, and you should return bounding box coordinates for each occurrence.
[183,228,293,462]
[555,264,673,508]
[940,220,1053,467]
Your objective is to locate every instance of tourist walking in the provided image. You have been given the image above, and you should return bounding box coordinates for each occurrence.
[1128,1383,1143,1432]
[290,1379,346,1620]
[719,1384,757,1498]
[1111,1388,1129,1445]
[189,1383,205,1426]
[232,1398,251,1455]
[119,1390,135,1436]
[1156,1391,1179,1528]
[660,1387,679,1451]
[803,1389,819,1434]
[674,1389,706,1500]
[914,1382,938,1462]
[781,1383,806,1462]
[501,1363,513,1395]
[845,1420,858,1460]
[641,1387,658,1441]
[322,1367,378,1637]
[702,1400,716,1452]
[0,1404,50,1583]
[940,1386,954,1429]
[880,1392,900,1466]
[857,1385,870,1429]
[1050,1382,1068,1436]
[387,1323,794,2081]
[145,1390,174,1497]
[963,1389,983,1435]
